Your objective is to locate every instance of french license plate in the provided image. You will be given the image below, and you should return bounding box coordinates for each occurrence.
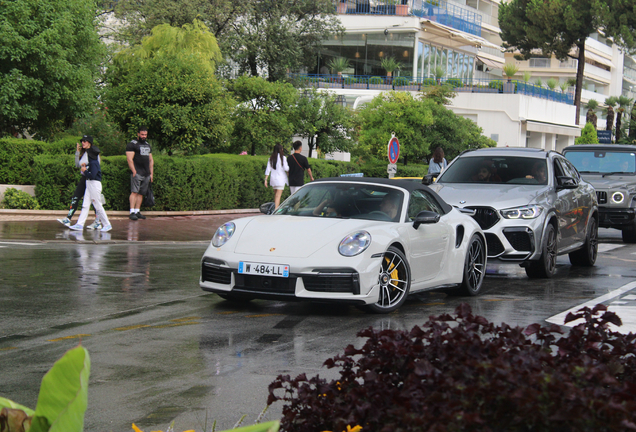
[238,262,289,278]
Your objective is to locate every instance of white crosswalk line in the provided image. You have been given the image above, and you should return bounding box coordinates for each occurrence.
[597,244,625,253]
[547,281,636,334]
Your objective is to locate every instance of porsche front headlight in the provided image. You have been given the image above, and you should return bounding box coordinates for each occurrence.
[611,192,625,204]
[339,231,371,257]
[212,222,236,247]
[500,205,543,219]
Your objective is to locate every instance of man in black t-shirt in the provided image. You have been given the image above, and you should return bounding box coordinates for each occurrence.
[125,126,154,221]
[287,141,314,195]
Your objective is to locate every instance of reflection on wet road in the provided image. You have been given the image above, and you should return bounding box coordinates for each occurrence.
[1,229,635,431]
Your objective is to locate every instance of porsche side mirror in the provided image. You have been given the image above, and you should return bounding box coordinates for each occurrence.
[421,174,437,185]
[412,210,440,229]
[260,202,275,214]
[556,176,577,190]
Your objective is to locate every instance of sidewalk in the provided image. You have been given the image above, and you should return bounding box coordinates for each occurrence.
[0,209,261,243]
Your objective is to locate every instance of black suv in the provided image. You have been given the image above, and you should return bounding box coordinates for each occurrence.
[563,144,636,243]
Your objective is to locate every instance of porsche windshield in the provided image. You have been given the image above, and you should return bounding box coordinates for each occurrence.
[437,156,549,185]
[565,150,636,175]
[274,183,404,222]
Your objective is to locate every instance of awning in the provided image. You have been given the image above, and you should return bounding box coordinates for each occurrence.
[569,48,614,68]
[526,120,581,137]
[421,19,504,52]
[477,55,504,69]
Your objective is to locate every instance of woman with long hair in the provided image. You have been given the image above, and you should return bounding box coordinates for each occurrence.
[427,146,448,175]
[69,138,112,232]
[264,143,289,209]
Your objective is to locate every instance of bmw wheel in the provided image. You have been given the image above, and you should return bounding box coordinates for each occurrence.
[525,223,558,279]
[569,217,598,266]
[364,246,411,314]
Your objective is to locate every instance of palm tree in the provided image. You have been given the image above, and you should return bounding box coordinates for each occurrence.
[604,96,617,133]
[327,57,350,76]
[630,101,636,141]
[615,95,633,142]
[502,63,519,81]
[585,99,599,129]
[381,57,401,78]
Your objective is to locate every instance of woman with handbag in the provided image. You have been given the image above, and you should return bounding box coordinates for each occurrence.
[264,144,289,210]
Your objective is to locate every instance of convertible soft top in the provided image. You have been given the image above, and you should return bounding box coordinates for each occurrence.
[313,177,453,214]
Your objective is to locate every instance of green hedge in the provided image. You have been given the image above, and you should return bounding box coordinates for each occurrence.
[0,137,76,184]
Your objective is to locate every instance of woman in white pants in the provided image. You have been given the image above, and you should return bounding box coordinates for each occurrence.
[69,139,112,232]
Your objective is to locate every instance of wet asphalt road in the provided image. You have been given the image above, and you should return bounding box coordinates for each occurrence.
[1,217,636,432]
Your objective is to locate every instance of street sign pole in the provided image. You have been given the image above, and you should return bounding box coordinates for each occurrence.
[387,134,400,179]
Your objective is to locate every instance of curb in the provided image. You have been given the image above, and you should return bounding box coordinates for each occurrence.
[0,208,261,217]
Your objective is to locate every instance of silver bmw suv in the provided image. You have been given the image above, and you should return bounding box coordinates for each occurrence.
[426,148,599,278]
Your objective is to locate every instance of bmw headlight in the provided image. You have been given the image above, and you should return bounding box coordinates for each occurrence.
[212,222,236,247]
[611,192,625,204]
[500,205,543,219]
[339,231,371,257]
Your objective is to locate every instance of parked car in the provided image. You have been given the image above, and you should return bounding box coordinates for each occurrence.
[425,148,598,278]
[562,144,636,243]
[200,178,486,313]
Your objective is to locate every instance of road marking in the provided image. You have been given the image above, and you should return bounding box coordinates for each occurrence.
[0,347,17,351]
[0,241,42,246]
[546,281,636,333]
[245,314,283,318]
[623,295,636,300]
[598,244,625,253]
[47,334,91,342]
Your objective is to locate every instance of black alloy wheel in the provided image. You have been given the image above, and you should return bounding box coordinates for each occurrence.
[569,217,598,266]
[525,223,558,279]
[456,234,486,296]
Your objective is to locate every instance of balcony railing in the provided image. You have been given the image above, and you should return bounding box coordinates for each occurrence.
[336,0,482,36]
[289,74,574,105]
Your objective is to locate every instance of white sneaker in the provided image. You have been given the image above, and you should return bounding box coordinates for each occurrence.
[87,221,103,230]
[69,224,84,231]
[100,224,112,232]
[57,218,71,227]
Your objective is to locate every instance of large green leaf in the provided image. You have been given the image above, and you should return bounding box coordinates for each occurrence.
[0,397,35,416]
[218,421,280,432]
[29,346,91,432]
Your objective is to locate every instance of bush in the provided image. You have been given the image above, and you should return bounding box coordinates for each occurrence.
[269,303,636,432]
[422,78,436,86]
[392,77,409,87]
[369,76,385,85]
[60,101,127,156]
[1,188,40,209]
[445,77,463,88]
[488,79,503,91]
[0,137,68,184]
[576,122,600,144]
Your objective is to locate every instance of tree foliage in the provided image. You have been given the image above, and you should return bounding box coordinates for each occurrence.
[576,122,599,144]
[228,76,298,155]
[293,89,356,158]
[0,0,106,138]
[499,0,636,125]
[224,0,343,81]
[105,21,234,154]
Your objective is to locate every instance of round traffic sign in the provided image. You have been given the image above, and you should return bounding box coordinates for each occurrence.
[388,136,400,164]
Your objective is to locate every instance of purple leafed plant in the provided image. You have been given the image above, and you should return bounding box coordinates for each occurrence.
[268,303,636,432]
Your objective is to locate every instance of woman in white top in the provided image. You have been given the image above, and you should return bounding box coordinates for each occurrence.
[264,144,289,209]
[427,146,448,175]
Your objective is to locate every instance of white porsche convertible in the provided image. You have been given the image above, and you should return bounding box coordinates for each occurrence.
[200,178,487,313]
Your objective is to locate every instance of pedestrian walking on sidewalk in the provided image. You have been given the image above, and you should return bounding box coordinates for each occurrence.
[264,143,289,210]
[69,137,112,232]
[287,141,314,195]
[57,135,102,230]
[126,126,154,221]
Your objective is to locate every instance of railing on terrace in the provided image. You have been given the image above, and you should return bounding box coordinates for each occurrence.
[289,74,574,105]
[336,0,481,37]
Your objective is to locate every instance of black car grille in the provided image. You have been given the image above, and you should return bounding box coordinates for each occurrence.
[303,272,360,294]
[234,273,297,294]
[485,233,504,257]
[504,230,532,252]
[467,206,500,230]
[597,191,607,204]
[202,260,232,284]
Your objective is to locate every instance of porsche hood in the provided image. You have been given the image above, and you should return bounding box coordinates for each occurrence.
[231,215,379,258]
